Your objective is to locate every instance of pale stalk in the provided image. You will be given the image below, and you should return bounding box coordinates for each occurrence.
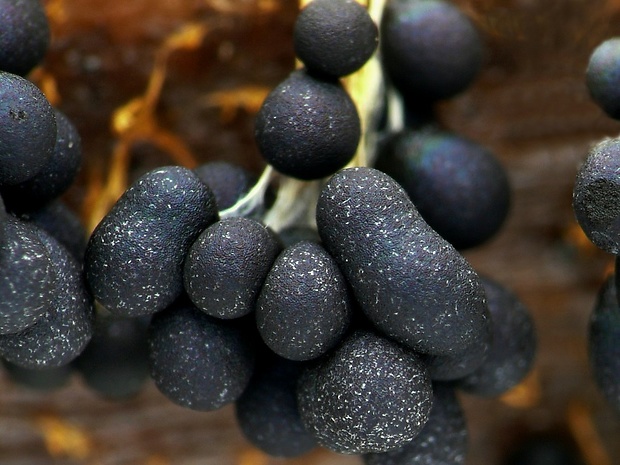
[220,166,274,218]
[235,0,387,232]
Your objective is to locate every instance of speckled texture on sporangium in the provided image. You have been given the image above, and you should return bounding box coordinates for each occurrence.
[0,227,94,368]
[0,71,55,185]
[148,302,255,411]
[85,166,218,317]
[254,70,360,180]
[184,217,282,319]
[364,383,467,465]
[293,0,378,78]
[0,216,55,335]
[297,330,433,454]
[256,240,353,361]
[573,137,620,254]
[316,167,488,356]
[2,108,82,212]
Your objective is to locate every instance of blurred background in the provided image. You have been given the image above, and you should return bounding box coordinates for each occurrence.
[0,0,619,463]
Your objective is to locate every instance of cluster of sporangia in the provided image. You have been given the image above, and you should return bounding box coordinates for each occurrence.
[0,0,539,463]
[574,38,620,415]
